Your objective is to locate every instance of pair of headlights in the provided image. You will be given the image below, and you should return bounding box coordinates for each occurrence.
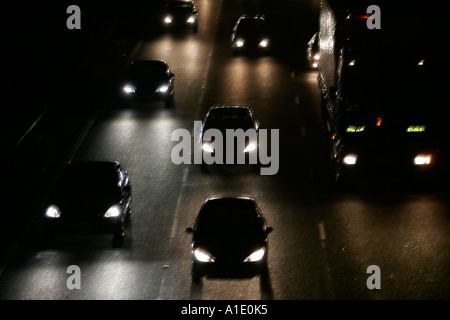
[235,39,269,48]
[194,247,265,263]
[123,84,170,94]
[341,153,433,166]
[164,16,196,24]
[45,204,122,219]
[202,142,257,153]
[312,53,320,68]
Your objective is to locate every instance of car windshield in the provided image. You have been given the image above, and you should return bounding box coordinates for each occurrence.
[167,1,194,11]
[236,19,267,35]
[195,199,263,236]
[204,108,254,131]
[129,61,167,78]
[54,163,121,200]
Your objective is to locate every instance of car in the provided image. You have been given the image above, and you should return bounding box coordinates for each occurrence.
[230,14,272,55]
[306,32,320,69]
[328,71,445,186]
[121,59,175,108]
[199,105,260,170]
[43,160,132,246]
[186,196,273,281]
[162,0,199,33]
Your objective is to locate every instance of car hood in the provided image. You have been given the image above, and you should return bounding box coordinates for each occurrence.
[51,192,120,219]
[167,9,194,18]
[125,77,167,89]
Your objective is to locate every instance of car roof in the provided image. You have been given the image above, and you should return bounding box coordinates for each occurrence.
[166,1,195,8]
[61,160,120,176]
[200,196,258,213]
[130,59,168,69]
[198,196,260,218]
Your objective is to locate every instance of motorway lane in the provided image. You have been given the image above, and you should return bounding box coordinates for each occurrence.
[0,0,449,300]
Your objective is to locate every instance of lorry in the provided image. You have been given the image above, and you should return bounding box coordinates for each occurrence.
[314,0,448,185]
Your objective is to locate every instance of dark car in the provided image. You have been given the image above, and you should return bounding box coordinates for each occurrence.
[121,60,175,108]
[199,105,260,170]
[328,52,446,186]
[162,0,199,33]
[230,14,271,55]
[186,196,273,281]
[43,161,132,245]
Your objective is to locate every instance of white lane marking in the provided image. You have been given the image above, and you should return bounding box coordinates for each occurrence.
[318,222,326,241]
[300,126,306,137]
[169,166,190,239]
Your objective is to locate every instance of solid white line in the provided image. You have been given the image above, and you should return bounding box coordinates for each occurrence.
[169,166,190,239]
[318,222,326,241]
[301,126,307,137]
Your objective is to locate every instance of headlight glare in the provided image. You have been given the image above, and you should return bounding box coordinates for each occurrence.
[343,154,357,165]
[187,16,195,23]
[156,84,169,93]
[123,84,136,94]
[164,16,172,24]
[104,205,122,218]
[194,248,215,262]
[45,205,61,218]
[202,143,214,153]
[243,143,256,152]
[414,154,432,165]
[236,39,244,47]
[244,248,265,262]
[258,39,269,47]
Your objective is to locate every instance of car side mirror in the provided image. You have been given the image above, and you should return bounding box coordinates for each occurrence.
[265,227,273,234]
[186,227,194,233]
[169,71,175,78]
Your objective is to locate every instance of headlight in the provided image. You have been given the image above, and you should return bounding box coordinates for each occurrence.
[406,125,426,133]
[235,39,245,47]
[346,125,365,133]
[202,143,214,153]
[123,84,136,94]
[104,205,122,218]
[194,248,215,262]
[244,248,265,262]
[258,39,269,47]
[156,84,169,93]
[343,154,357,165]
[187,16,196,23]
[243,142,256,153]
[164,16,172,24]
[313,53,321,61]
[414,154,432,165]
[45,205,61,218]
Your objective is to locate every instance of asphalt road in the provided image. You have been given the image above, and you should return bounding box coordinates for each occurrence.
[1,0,449,302]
